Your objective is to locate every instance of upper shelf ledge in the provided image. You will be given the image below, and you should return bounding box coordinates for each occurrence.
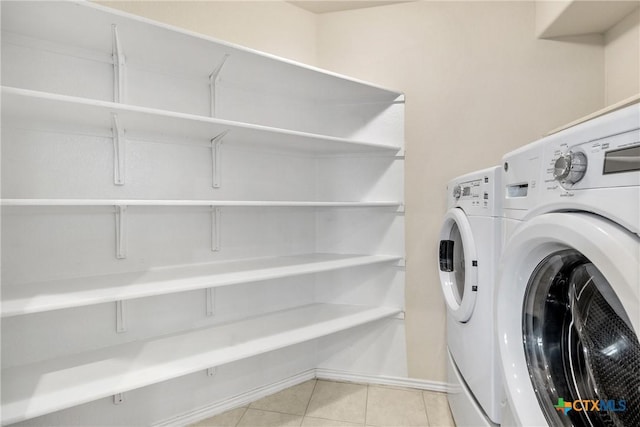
[536,0,639,39]
[0,199,402,208]
[1,87,402,155]
[1,1,403,103]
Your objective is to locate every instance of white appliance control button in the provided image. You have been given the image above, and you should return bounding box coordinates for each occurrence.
[553,151,587,184]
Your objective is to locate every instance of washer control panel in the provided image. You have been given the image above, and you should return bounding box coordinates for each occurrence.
[540,102,640,192]
[543,129,639,192]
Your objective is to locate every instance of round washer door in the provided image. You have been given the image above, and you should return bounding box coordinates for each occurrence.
[438,208,478,323]
[497,212,640,427]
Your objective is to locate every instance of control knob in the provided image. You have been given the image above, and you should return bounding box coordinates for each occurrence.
[553,151,587,185]
[453,185,462,199]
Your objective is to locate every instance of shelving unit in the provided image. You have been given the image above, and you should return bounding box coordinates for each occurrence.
[1,1,405,425]
[2,304,402,425]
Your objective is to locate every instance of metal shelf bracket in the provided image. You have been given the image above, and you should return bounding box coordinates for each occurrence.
[206,287,216,316]
[209,54,230,117]
[116,300,126,333]
[112,24,126,103]
[113,393,125,405]
[115,205,127,259]
[211,206,221,252]
[392,311,406,320]
[211,130,229,188]
[112,114,125,186]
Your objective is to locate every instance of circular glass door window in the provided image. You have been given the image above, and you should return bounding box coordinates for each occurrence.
[523,249,640,427]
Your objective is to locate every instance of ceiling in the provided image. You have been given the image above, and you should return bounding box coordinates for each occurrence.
[288,1,415,14]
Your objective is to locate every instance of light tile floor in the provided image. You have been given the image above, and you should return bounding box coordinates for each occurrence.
[191,380,456,427]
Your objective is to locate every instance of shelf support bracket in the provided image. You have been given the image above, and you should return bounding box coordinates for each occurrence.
[207,367,217,377]
[113,393,125,405]
[115,205,127,259]
[112,24,126,103]
[206,287,216,316]
[209,54,230,117]
[392,312,406,321]
[211,130,229,189]
[112,114,125,186]
[116,300,126,333]
[211,206,221,252]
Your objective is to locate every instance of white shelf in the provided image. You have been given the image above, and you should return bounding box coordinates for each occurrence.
[536,0,639,38]
[1,303,402,425]
[1,87,401,154]
[2,254,402,317]
[1,1,401,103]
[1,199,402,208]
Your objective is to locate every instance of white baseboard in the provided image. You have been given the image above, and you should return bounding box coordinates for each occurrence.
[152,369,316,427]
[153,369,447,426]
[315,368,448,393]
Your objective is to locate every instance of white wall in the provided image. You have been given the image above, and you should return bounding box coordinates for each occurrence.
[605,6,640,105]
[316,0,604,382]
[95,1,318,66]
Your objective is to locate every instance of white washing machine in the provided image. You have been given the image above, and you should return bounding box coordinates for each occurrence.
[497,102,640,426]
[439,166,502,426]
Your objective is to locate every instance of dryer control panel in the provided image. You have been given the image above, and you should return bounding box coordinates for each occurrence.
[447,166,501,217]
[453,178,482,203]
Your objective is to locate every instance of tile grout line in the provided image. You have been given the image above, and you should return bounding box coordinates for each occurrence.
[364,384,370,426]
[303,379,319,418]
[246,407,306,417]
[233,406,250,427]
[302,415,367,426]
[421,392,432,427]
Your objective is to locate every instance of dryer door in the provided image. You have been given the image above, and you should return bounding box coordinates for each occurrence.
[497,212,640,427]
[438,208,478,323]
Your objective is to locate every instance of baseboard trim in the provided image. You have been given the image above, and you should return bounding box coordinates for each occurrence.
[152,369,316,427]
[314,368,448,393]
[153,369,447,426]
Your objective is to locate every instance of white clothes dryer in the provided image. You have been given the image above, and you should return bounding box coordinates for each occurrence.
[497,102,640,426]
[439,166,502,426]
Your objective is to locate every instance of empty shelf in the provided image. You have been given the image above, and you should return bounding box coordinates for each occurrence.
[1,303,402,425]
[2,87,401,154]
[1,2,401,103]
[0,198,402,208]
[2,254,402,317]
